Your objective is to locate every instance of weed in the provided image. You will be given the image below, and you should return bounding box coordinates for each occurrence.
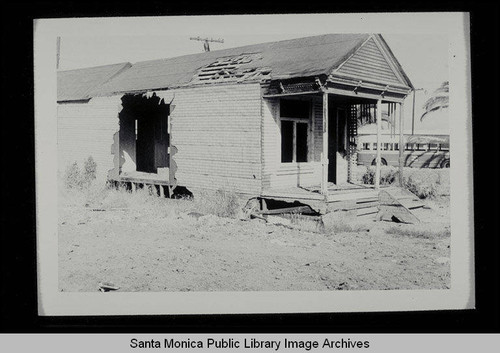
[63,156,98,190]
[82,156,97,188]
[361,166,399,185]
[64,162,82,189]
[404,174,437,199]
[283,212,325,233]
[387,225,450,239]
[193,188,242,218]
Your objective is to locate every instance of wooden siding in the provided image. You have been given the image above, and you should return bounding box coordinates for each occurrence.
[157,84,262,194]
[335,37,403,87]
[57,96,121,183]
[261,93,323,189]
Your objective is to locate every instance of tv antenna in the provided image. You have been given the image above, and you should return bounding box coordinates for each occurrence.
[190,36,224,52]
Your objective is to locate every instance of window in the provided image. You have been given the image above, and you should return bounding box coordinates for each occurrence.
[280,99,310,163]
[362,143,370,150]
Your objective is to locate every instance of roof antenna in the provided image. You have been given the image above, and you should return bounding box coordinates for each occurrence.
[189,36,224,52]
[56,36,61,69]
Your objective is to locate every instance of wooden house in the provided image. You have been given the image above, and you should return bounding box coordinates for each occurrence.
[57,33,413,209]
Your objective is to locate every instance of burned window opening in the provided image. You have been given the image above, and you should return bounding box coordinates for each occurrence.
[118,93,170,175]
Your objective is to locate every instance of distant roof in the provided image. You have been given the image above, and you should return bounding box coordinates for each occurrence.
[92,33,377,97]
[57,62,131,102]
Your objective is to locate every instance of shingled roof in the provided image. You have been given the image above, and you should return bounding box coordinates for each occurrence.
[92,33,378,97]
[57,62,131,102]
[59,34,412,100]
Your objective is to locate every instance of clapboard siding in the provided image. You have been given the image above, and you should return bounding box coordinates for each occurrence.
[57,96,121,183]
[336,37,402,86]
[261,93,323,189]
[312,96,323,163]
[158,83,262,194]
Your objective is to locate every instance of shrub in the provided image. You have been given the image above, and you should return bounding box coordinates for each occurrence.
[404,174,437,199]
[81,156,97,188]
[63,156,97,190]
[64,162,82,189]
[361,166,399,185]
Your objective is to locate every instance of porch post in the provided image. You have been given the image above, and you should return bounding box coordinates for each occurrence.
[321,91,329,198]
[375,99,382,190]
[398,101,405,186]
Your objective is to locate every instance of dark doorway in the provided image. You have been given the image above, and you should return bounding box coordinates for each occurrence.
[119,94,170,174]
[328,101,348,184]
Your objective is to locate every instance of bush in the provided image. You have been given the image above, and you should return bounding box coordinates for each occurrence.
[64,162,82,189]
[361,166,399,185]
[63,156,97,190]
[404,174,437,199]
[82,156,97,188]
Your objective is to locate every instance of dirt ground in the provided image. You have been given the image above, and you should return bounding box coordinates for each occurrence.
[58,187,450,292]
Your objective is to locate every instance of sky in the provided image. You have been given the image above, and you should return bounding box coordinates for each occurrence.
[54,14,450,132]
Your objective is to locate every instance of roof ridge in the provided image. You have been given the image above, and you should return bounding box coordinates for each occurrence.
[126,33,371,67]
[58,62,131,73]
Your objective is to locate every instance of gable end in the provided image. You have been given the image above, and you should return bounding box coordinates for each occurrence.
[332,36,408,88]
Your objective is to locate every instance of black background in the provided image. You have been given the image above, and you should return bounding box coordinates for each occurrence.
[1,0,498,333]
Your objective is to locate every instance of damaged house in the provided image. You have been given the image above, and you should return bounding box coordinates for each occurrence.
[57,33,415,214]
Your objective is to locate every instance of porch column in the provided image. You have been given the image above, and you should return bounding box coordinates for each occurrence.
[321,91,329,197]
[398,101,405,186]
[375,99,382,190]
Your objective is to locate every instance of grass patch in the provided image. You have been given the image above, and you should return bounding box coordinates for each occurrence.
[282,212,325,233]
[192,188,243,218]
[387,225,451,239]
[322,211,369,234]
[358,165,449,199]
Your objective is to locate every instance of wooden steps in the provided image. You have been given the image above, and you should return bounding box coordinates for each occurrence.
[260,185,425,218]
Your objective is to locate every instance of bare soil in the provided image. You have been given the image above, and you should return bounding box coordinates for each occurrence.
[58,192,450,292]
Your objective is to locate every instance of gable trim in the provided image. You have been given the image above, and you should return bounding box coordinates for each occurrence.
[332,34,412,89]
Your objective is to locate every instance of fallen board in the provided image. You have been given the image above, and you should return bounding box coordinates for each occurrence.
[376,190,420,224]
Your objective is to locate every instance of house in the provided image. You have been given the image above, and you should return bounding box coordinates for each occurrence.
[57,33,413,203]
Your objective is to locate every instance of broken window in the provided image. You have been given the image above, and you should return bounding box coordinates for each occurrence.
[280,99,310,163]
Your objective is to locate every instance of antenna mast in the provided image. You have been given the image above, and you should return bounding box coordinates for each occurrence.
[56,36,61,69]
[189,36,224,52]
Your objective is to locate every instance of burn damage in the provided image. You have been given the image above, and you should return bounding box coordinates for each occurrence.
[109,92,178,193]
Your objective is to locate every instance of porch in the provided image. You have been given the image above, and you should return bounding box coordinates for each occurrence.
[259,183,425,217]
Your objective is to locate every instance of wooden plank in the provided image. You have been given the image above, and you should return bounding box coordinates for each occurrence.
[321,91,329,197]
[119,176,171,186]
[349,202,380,211]
[400,199,425,209]
[259,205,314,215]
[328,190,379,202]
[376,190,419,223]
[375,99,382,189]
[357,206,379,216]
[399,101,405,186]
